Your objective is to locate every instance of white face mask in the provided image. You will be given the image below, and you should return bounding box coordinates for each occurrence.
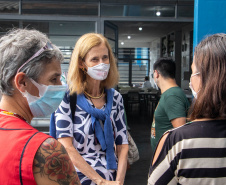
[20,78,67,117]
[84,63,110,81]
[189,72,200,99]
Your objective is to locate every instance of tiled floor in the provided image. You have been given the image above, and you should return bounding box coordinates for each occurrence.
[124,107,153,185]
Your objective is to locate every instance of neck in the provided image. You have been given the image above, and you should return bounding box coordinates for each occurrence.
[85,77,102,96]
[158,78,178,94]
[0,94,33,123]
[84,89,104,99]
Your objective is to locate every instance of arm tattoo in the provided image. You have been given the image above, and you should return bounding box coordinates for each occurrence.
[33,138,80,185]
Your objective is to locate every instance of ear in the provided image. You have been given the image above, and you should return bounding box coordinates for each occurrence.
[155,70,160,78]
[78,59,87,73]
[78,58,85,69]
[14,72,29,93]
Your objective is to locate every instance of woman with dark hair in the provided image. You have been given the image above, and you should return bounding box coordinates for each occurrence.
[55,33,128,185]
[148,33,226,185]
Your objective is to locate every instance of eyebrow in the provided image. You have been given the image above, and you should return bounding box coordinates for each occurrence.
[91,57,99,59]
[49,73,61,79]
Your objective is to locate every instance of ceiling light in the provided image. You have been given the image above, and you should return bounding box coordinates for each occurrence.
[127,36,131,39]
[121,42,124,45]
[139,27,142,31]
[156,11,161,16]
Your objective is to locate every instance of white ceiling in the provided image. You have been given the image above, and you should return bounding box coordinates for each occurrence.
[112,21,192,48]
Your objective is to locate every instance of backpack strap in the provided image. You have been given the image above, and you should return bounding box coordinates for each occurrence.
[49,113,56,138]
[50,92,77,139]
[70,92,77,123]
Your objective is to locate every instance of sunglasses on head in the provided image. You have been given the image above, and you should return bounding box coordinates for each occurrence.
[17,42,54,74]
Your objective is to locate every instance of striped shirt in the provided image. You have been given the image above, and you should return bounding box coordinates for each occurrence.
[148,120,226,185]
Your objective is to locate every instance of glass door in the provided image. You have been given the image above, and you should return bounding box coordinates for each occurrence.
[104,21,118,59]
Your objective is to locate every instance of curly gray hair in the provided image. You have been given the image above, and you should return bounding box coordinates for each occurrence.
[0,28,64,96]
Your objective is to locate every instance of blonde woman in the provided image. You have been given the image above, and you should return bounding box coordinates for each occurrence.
[55,33,129,185]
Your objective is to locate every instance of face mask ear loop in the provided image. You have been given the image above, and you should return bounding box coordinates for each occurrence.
[29,78,48,97]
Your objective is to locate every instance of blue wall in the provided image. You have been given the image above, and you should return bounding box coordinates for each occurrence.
[193,0,226,49]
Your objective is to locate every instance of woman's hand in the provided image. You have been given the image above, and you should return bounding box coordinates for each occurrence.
[97,179,121,185]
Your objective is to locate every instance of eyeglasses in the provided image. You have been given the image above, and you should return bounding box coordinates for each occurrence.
[17,42,54,74]
[191,72,200,78]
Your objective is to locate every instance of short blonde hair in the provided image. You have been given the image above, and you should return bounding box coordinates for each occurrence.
[67,33,119,95]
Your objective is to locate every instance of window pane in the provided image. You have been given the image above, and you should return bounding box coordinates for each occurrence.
[22,2,98,15]
[23,21,49,33]
[0,21,19,34]
[23,21,95,64]
[132,59,149,85]
[177,5,194,18]
[101,5,175,17]
[0,1,19,14]
[118,48,150,86]
[22,0,99,2]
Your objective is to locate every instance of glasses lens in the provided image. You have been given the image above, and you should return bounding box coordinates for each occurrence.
[46,42,54,50]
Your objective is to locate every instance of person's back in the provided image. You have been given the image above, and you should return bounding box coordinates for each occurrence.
[151,86,189,150]
[142,76,153,89]
[143,81,152,88]
[149,119,226,184]
[150,58,190,152]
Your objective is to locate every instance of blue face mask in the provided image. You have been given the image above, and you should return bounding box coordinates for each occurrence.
[21,78,67,117]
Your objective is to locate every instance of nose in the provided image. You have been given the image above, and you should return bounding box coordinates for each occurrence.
[57,79,62,85]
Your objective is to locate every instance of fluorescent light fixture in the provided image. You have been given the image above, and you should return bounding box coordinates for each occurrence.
[156,11,161,16]
[121,42,124,45]
[127,36,131,39]
[139,27,142,31]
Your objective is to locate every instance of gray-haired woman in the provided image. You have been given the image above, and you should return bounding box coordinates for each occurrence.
[0,29,81,185]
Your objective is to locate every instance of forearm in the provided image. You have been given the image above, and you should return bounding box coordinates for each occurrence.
[116,144,129,184]
[65,145,105,184]
[171,117,186,128]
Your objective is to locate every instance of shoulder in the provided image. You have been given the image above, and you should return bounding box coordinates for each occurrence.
[152,123,188,165]
[111,88,123,100]
[33,138,80,184]
[162,121,195,143]
[113,88,121,96]
[170,87,187,97]
[164,87,183,95]
[163,87,187,101]
[34,138,68,170]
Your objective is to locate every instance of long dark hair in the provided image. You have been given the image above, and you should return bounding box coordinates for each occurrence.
[189,33,226,120]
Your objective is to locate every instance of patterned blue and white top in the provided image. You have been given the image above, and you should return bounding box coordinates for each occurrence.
[55,90,128,185]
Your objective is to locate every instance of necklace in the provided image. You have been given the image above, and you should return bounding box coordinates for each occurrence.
[84,89,104,99]
[0,109,28,123]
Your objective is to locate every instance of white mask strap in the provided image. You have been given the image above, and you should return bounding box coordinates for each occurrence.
[191,72,200,77]
[29,78,48,97]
